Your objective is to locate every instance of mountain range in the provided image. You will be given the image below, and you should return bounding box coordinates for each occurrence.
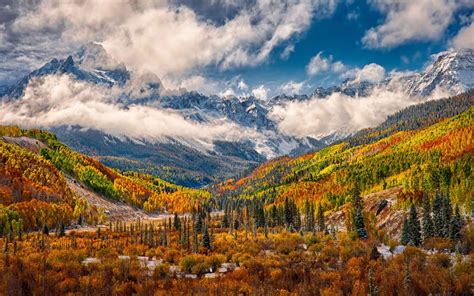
[1,43,473,187]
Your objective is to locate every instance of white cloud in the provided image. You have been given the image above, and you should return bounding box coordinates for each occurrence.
[344,63,386,83]
[362,0,458,49]
[0,75,259,146]
[2,0,338,83]
[281,81,305,95]
[305,51,384,84]
[331,61,346,73]
[175,75,220,95]
[451,22,474,49]
[280,44,295,60]
[306,51,347,76]
[252,85,268,100]
[306,52,331,76]
[269,86,440,139]
[220,88,236,97]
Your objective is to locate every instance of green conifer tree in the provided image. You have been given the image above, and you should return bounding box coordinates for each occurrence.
[400,218,409,245]
[317,203,325,232]
[173,213,181,231]
[368,268,378,296]
[421,196,434,241]
[407,204,422,246]
[432,193,444,237]
[42,223,49,236]
[442,196,452,237]
[284,197,293,229]
[449,205,464,241]
[351,184,368,239]
[202,223,211,250]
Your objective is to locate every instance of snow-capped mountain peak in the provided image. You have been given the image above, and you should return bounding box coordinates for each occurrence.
[404,48,474,97]
[73,42,124,71]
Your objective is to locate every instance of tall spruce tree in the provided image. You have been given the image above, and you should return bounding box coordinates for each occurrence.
[449,205,464,241]
[354,210,368,239]
[293,207,301,232]
[255,202,265,228]
[270,205,278,227]
[442,196,452,237]
[202,223,211,250]
[351,184,368,239]
[432,193,444,237]
[421,196,434,241]
[407,204,422,246]
[195,212,203,233]
[173,213,181,231]
[222,207,229,228]
[317,203,325,232]
[284,197,293,229]
[304,198,312,232]
[368,268,378,296]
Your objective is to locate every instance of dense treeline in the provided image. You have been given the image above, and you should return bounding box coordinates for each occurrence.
[0,201,472,295]
[214,107,474,220]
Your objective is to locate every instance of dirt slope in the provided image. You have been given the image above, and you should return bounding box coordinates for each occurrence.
[327,186,406,238]
[65,176,159,222]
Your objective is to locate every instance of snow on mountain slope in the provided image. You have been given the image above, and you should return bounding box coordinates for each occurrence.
[0,44,473,186]
[403,49,474,97]
[312,49,474,99]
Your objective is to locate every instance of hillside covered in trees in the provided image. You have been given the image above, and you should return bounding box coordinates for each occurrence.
[0,126,210,232]
[0,97,472,295]
[214,105,473,229]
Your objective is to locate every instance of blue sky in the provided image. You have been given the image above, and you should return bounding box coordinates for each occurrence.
[0,0,473,97]
[206,0,474,95]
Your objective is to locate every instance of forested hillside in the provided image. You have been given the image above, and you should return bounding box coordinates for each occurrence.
[214,106,474,219]
[0,103,472,296]
[0,126,210,232]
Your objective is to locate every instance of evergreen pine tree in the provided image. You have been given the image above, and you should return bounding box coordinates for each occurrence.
[270,205,278,227]
[173,213,181,231]
[317,203,325,232]
[284,197,293,229]
[195,212,203,233]
[449,205,463,241]
[354,210,368,239]
[304,199,311,232]
[442,196,452,237]
[202,223,211,250]
[254,202,265,228]
[293,207,301,232]
[432,193,444,237]
[368,268,378,296]
[421,196,434,241]
[17,219,22,240]
[42,223,49,236]
[59,221,65,237]
[351,184,368,239]
[222,207,229,228]
[192,220,198,253]
[264,220,269,239]
[407,204,422,246]
[162,221,167,246]
[309,203,315,232]
[149,224,154,247]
